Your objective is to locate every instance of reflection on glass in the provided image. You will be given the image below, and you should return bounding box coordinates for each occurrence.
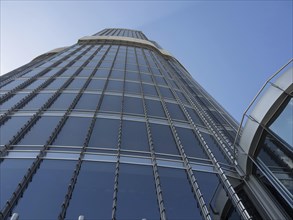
[116,164,159,219]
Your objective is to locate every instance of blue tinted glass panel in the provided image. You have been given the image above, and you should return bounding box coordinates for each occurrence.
[158,167,201,219]
[159,87,174,99]
[42,68,60,77]
[116,164,159,219]
[141,74,153,83]
[202,133,228,164]
[106,80,123,92]
[49,93,77,110]
[86,79,106,91]
[17,117,61,145]
[94,69,110,78]
[150,123,179,155]
[110,70,124,79]
[88,118,120,149]
[0,159,33,209]
[60,67,79,77]
[125,72,139,81]
[176,91,189,104]
[142,84,157,96]
[123,97,144,115]
[100,95,122,112]
[79,68,94,77]
[74,94,100,111]
[121,120,149,152]
[22,93,53,110]
[176,127,208,159]
[13,160,76,219]
[0,93,27,110]
[145,99,165,118]
[66,78,87,89]
[65,162,115,219]
[186,107,204,126]
[53,117,91,146]
[154,76,167,86]
[45,78,67,90]
[0,116,30,146]
[125,82,141,94]
[24,79,46,90]
[0,79,26,91]
[166,102,186,121]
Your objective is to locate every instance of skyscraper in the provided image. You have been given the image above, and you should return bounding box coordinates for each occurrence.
[0,28,291,220]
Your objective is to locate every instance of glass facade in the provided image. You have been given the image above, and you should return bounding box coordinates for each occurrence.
[0,28,270,220]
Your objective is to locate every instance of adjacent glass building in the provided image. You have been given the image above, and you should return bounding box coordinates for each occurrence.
[0,28,292,220]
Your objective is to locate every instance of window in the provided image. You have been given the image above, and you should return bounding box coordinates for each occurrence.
[100,95,122,112]
[13,160,76,219]
[186,107,204,126]
[125,82,141,94]
[125,72,139,81]
[74,94,101,111]
[93,69,110,78]
[65,162,115,219]
[158,167,201,219]
[0,93,27,111]
[142,84,157,96]
[166,102,186,121]
[53,117,92,146]
[0,159,33,209]
[66,78,87,90]
[106,80,123,92]
[141,74,153,83]
[116,164,159,219]
[79,68,94,77]
[145,99,165,118]
[123,97,144,115]
[159,87,174,99]
[121,120,149,152]
[176,127,208,159]
[45,78,67,90]
[110,70,124,79]
[24,79,46,90]
[49,93,77,110]
[22,93,53,110]
[86,79,106,91]
[88,118,120,149]
[17,117,61,145]
[150,123,179,155]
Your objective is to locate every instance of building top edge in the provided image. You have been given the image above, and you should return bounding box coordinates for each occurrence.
[78,35,173,58]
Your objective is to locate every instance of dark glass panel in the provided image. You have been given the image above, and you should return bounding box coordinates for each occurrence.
[125,82,141,94]
[116,164,159,219]
[123,97,144,115]
[78,68,94,77]
[202,133,229,164]
[150,123,179,155]
[176,91,189,104]
[13,160,76,219]
[100,95,122,112]
[65,162,115,220]
[0,116,31,146]
[0,79,26,91]
[0,159,33,209]
[195,171,220,204]
[141,73,153,83]
[154,76,167,86]
[93,69,110,78]
[86,79,106,91]
[45,78,67,90]
[139,66,149,73]
[88,118,120,149]
[159,87,174,99]
[53,117,92,146]
[60,67,79,77]
[22,93,53,110]
[145,99,165,118]
[176,127,208,159]
[0,93,27,110]
[125,72,139,81]
[121,120,149,152]
[66,78,87,90]
[142,84,157,96]
[42,68,60,77]
[74,94,100,111]
[24,79,46,90]
[158,167,201,219]
[49,93,77,110]
[106,80,123,92]
[166,102,186,121]
[186,107,205,126]
[17,117,61,145]
[110,70,124,79]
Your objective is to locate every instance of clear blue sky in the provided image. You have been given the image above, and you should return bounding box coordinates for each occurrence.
[1,0,292,122]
